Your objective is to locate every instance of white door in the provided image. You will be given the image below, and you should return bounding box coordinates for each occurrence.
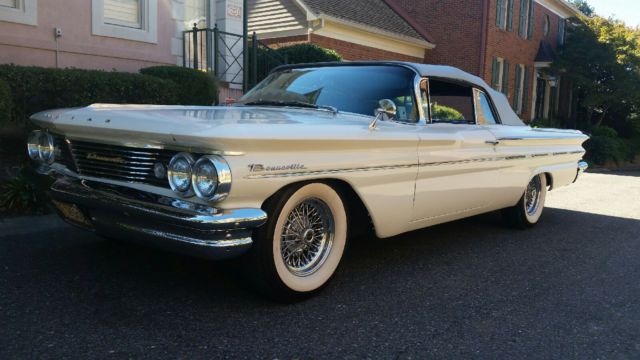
[411,79,502,223]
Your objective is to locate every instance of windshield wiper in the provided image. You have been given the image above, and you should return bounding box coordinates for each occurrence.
[240,100,338,114]
[241,100,319,109]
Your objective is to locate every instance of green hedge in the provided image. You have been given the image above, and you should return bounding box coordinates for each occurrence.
[251,43,342,85]
[0,64,219,124]
[0,78,10,123]
[0,65,178,123]
[140,66,218,105]
[276,43,342,64]
[584,126,630,165]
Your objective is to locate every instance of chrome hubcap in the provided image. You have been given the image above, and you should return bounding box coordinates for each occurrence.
[280,198,335,277]
[525,176,542,216]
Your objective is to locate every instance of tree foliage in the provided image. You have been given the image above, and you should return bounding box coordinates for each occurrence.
[554,15,640,130]
[553,7,640,164]
[570,0,594,17]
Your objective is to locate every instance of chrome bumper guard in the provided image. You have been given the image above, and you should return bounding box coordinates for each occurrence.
[48,177,267,260]
[574,160,589,182]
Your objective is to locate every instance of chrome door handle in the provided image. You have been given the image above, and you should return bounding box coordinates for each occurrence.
[485,140,500,145]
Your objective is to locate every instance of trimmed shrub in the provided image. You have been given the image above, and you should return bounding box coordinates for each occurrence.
[0,165,53,216]
[0,64,180,124]
[251,43,343,85]
[0,78,11,123]
[276,43,342,64]
[585,126,629,165]
[432,104,465,121]
[140,66,218,105]
[249,46,285,85]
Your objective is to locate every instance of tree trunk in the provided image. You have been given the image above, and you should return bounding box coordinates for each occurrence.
[594,107,609,128]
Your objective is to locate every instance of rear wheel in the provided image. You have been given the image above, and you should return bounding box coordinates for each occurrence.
[502,174,547,229]
[245,183,348,301]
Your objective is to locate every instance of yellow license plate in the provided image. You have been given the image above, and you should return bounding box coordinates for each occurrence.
[51,200,91,226]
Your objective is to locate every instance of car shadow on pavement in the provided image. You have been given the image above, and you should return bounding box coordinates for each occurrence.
[3,207,637,306]
[2,207,639,358]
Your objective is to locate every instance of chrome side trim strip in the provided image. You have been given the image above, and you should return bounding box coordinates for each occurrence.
[498,136,587,141]
[246,164,420,179]
[245,151,587,179]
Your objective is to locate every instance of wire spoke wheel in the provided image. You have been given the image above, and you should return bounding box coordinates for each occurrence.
[280,197,335,277]
[525,176,542,216]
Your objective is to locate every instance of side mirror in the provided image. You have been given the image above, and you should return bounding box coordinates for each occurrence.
[370,99,397,130]
[376,99,397,119]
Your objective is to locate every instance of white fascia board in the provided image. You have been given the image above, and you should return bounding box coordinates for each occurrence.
[316,14,434,49]
[535,0,581,19]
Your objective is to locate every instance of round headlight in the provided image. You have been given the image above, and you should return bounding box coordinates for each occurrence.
[191,155,232,202]
[27,130,42,160]
[38,132,56,164]
[193,158,218,198]
[27,130,55,164]
[168,152,195,195]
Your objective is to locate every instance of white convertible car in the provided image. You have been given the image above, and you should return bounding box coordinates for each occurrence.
[28,62,588,300]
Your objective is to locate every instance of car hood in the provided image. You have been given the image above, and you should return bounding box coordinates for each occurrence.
[30,104,397,152]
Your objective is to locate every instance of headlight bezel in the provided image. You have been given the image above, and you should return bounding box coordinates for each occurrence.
[27,130,43,161]
[38,132,56,164]
[191,155,232,202]
[167,152,196,197]
[27,130,56,164]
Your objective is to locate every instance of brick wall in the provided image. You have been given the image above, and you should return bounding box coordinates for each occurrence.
[391,0,566,121]
[260,35,309,48]
[484,0,563,120]
[391,0,485,76]
[254,0,571,121]
[309,34,423,62]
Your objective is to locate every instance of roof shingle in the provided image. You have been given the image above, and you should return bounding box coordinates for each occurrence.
[301,0,429,43]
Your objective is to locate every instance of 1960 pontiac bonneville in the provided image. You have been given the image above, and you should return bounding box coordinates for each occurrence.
[28,62,588,300]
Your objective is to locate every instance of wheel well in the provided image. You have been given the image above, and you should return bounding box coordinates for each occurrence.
[544,172,554,190]
[262,179,374,238]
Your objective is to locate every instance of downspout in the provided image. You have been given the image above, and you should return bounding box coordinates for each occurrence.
[479,0,489,78]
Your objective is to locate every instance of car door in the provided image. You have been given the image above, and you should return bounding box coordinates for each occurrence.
[411,79,502,224]
[474,88,541,209]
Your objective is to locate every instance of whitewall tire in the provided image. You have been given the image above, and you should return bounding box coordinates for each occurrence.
[502,174,547,229]
[246,182,348,301]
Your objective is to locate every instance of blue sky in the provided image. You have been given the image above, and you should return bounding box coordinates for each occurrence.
[586,0,640,28]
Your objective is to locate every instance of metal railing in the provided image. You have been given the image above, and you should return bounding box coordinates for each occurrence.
[248,32,288,89]
[183,24,246,88]
[183,26,289,92]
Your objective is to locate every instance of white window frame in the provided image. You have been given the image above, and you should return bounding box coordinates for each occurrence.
[0,0,37,26]
[515,64,526,114]
[543,14,550,36]
[92,0,157,43]
[519,0,532,39]
[558,19,566,45]
[498,0,509,30]
[495,58,505,93]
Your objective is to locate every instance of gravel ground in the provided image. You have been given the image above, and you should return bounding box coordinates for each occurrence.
[1,171,639,359]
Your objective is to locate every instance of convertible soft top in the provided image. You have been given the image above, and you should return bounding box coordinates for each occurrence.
[272,61,526,127]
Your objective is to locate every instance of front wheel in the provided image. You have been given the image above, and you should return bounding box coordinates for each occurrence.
[502,174,547,229]
[245,183,348,301]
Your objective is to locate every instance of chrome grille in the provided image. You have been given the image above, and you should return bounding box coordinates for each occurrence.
[69,140,174,188]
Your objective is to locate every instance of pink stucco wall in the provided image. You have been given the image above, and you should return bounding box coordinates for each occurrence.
[0,0,177,72]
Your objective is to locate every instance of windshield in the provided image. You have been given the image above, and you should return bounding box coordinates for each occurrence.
[236,65,419,122]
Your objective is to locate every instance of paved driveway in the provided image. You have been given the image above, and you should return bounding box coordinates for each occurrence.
[1,172,639,359]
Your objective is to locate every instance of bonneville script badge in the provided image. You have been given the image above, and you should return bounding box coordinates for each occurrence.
[248,163,306,172]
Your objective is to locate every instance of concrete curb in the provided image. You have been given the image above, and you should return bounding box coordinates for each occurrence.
[0,214,69,237]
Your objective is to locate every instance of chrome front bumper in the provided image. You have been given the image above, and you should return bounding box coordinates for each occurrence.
[48,177,267,260]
